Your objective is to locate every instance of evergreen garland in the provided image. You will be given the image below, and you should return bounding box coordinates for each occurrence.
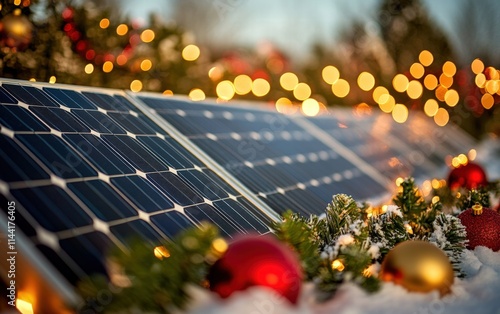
[76,177,481,311]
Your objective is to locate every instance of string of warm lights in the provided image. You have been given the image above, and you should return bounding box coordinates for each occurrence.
[2,1,498,129]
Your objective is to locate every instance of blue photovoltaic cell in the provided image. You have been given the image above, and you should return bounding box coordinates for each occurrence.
[63,134,136,175]
[138,96,387,215]
[16,134,98,179]
[110,176,174,213]
[10,186,93,232]
[2,83,60,107]
[67,180,138,221]
[0,86,17,103]
[150,211,197,238]
[43,87,97,110]
[0,80,274,288]
[0,135,50,182]
[0,105,50,131]
[30,107,90,132]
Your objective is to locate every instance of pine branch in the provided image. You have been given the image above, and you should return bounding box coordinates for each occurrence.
[430,214,468,277]
[457,188,491,212]
[271,211,322,280]
[325,194,360,239]
[77,223,220,313]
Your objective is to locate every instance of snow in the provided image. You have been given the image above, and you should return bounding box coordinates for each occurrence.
[185,247,500,314]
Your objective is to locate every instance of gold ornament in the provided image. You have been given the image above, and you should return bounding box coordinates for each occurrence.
[380,240,454,295]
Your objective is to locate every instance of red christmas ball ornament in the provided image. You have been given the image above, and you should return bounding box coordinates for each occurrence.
[207,234,303,304]
[447,162,488,190]
[458,204,500,251]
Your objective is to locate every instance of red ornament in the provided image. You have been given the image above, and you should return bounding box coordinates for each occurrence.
[207,235,303,304]
[447,162,488,190]
[458,204,500,251]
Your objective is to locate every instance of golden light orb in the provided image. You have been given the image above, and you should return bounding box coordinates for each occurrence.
[140,29,155,43]
[234,74,253,95]
[392,104,408,123]
[373,86,389,103]
[280,72,299,91]
[116,24,128,36]
[434,108,449,126]
[410,63,425,79]
[216,80,235,100]
[130,80,143,92]
[140,59,152,71]
[294,82,312,100]
[331,79,350,98]
[357,72,375,91]
[182,44,200,61]
[301,98,320,116]
[252,78,271,97]
[442,61,457,77]
[419,50,434,67]
[471,58,484,75]
[188,88,206,101]
[322,65,340,84]
[424,99,439,117]
[392,74,409,93]
[444,89,459,107]
[406,80,423,99]
[424,74,438,90]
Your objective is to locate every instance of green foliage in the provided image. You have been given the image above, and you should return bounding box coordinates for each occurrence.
[77,223,220,313]
[272,211,322,280]
[457,188,492,212]
[430,214,468,276]
[273,178,469,300]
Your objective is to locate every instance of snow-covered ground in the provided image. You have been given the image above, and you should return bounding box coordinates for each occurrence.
[186,246,500,314]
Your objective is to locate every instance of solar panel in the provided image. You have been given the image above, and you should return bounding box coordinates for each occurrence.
[0,80,274,293]
[0,78,476,311]
[302,111,474,182]
[135,96,391,216]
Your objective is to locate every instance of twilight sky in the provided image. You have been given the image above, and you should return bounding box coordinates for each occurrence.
[119,0,500,66]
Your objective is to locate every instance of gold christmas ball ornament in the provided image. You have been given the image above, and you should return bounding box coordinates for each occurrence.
[380,241,454,295]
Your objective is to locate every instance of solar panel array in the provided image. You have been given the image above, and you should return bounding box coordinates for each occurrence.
[0,79,475,302]
[0,81,272,287]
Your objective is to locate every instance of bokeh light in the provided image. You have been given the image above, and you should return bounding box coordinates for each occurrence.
[434,108,449,126]
[116,24,128,36]
[419,50,434,66]
[322,65,340,84]
[302,98,320,116]
[471,59,484,75]
[102,61,113,73]
[410,63,425,79]
[294,82,312,100]
[439,73,453,88]
[140,29,155,43]
[485,80,499,94]
[280,72,299,91]
[252,78,271,97]
[84,63,94,74]
[234,74,252,95]
[130,80,143,92]
[216,80,235,100]
[424,74,438,90]
[140,59,152,71]
[435,85,448,102]
[182,44,200,61]
[378,94,395,113]
[373,86,389,103]
[444,89,459,107]
[392,74,409,92]
[392,104,408,123]
[188,88,206,101]
[481,93,494,109]
[475,73,486,88]
[442,61,456,77]
[99,18,110,29]
[424,99,439,117]
[406,80,423,99]
[331,79,350,98]
[357,72,375,91]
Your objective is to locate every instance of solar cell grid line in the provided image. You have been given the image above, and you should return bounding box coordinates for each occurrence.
[133,93,391,216]
[303,113,440,181]
[0,79,274,297]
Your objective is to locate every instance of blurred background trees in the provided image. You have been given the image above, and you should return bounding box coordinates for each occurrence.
[1,0,499,138]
